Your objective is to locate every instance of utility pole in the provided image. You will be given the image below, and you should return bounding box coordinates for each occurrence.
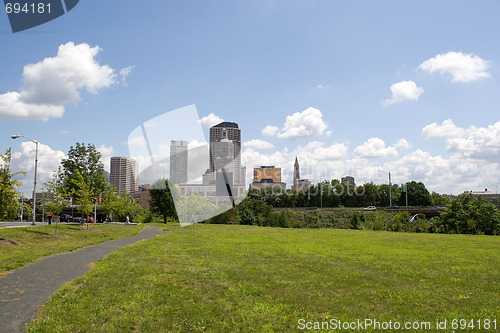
[379,170,392,207]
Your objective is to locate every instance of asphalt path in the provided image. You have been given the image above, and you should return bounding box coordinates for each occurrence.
[0,225,166,332]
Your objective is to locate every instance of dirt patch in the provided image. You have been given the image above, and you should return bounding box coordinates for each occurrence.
[0,238,20,246]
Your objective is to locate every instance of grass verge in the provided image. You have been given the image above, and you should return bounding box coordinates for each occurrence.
[26,224,500,332]
[0,223,144,278]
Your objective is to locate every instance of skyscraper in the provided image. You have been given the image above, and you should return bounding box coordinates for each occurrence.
[110,157,138,194]
[209,122,242,184]
[170,140,188,184]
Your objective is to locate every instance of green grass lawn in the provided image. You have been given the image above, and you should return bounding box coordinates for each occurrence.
[26,225,500,332]
[0,224,144,278]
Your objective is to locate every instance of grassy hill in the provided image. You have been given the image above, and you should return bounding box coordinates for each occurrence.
[27,224,500,332]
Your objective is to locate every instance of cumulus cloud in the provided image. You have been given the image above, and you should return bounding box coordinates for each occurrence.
[422,119,465,139]
[243,139,275,150]
[97,145,115,172]
[353,138,399,158]
[11,142,66,195]
[418,51,490,83]
[0,42,118,121]
[382,80,424,106]
[262,125,279,137]
[199,113,224,128]
[263,107,328,139]
[446,121,500,159]
[119,66,135,86]
[394,138,411,151]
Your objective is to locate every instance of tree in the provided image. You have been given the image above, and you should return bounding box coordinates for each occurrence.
[101,184,143,221]
[0,148,24,221]
[438,195,500,235]
[149,179,178,223]
[60,143,106,200]
[71,170,95,226]
[177,195,218,224]
[42,168,68,232]
[430,192,451,207]
[379,184,400,207]
[357,182,381,207]
[399,181,431,207]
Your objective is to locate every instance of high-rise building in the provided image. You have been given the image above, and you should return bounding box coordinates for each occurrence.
[170,140,188,184]
[209,122,242,184]
[110,157,138,194]
[208,121,244,185]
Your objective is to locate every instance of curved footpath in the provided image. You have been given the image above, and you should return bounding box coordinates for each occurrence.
[0,226,166,333]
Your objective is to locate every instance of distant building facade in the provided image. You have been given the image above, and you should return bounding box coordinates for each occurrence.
[460,189,499,201]
[110,157,138,194]
[291,157,311,191]
[341,176,355,184]
[250,166,286,191]
[170,140,188,184]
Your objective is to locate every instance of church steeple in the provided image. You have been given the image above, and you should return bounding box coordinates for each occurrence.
[294,157,300,181]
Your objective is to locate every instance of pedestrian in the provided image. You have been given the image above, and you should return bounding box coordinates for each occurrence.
[47,211,53,225]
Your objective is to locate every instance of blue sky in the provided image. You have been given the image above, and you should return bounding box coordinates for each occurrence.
[1,0,499,196]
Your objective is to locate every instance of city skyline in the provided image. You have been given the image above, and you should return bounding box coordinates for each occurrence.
[1,1,499,196]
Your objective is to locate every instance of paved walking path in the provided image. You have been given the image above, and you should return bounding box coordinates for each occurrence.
[0,226,166,332]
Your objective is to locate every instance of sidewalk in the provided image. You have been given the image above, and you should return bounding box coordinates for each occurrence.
[0,226,166,333]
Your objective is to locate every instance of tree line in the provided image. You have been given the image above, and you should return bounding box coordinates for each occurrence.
[248,180,451,208]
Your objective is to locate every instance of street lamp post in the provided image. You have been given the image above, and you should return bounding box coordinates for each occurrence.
[379,170,392,207]
[11,135,39,226]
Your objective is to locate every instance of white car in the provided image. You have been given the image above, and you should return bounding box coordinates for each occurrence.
[363,206,376,211]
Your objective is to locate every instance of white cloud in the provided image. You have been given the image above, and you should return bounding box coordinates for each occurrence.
[422,119,465,139]
[188,140,208,149]
[382,80,424,106]
[119,66,135,86]
[11,142,66,195]
[394,138,411,151]
[97,145,115,172]
[262,125,279,137]
[446,121,500,159]
[127,135,147,147]
[0,42,118,121]
[418,51,490,83]
[265,107,328,139]
[243,139,275,150]
[199,113,223,128]
[353,138,398,158]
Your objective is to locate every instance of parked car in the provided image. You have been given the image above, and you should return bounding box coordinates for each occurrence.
[85,216,94,223]
[60,214,73,222]
[388,206,400,209]
[306,206,318,210]
[73,216,83,223]
[363,206,376,211]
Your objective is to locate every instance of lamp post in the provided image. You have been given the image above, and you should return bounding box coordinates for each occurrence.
[379,170,392,207]
[11,135,39,226]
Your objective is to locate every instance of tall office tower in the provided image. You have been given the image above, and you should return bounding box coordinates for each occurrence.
[209,122,242,184]
[213,137,235,173]
[110,157,138,194]
[170,140,188,184]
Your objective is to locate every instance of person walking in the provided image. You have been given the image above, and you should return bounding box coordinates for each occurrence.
[47,211,53,225]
